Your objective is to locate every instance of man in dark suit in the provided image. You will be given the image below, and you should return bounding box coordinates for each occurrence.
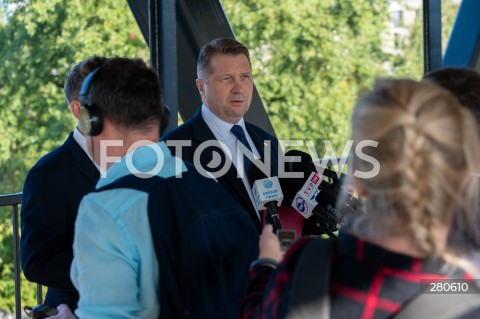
[20,56,106,310]
[162,38,280,233]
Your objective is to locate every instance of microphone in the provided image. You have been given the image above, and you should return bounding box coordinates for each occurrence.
[312,185,343,236]
[290,171,322,219]
[281,150,318,201]
[312,180,365,236]
[282,150,364,236]
[284,150,346,187]
[250,167,283,233]
[284,149,316,174]
[282,150,323,220]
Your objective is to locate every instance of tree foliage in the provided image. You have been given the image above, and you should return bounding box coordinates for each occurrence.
[0,0,149,194]
[0,0,461,313]
[221,0,389,158]
[0,0,148,312]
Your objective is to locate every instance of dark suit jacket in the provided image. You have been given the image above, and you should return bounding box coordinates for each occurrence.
[20,132,100,310]
[161,109,279,233]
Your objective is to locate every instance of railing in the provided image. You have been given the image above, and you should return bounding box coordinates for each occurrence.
[0,193,42,319]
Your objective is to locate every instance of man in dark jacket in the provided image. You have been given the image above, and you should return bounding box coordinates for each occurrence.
[20,56,106,310]
[162,38,280,233]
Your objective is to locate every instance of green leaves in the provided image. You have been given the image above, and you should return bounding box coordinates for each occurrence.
[0,0,148,312]
[222,0,388,154]
[0,0,149,195]
[0,0,460,313]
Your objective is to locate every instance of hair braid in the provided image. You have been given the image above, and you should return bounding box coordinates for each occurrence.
[348,79,480,259]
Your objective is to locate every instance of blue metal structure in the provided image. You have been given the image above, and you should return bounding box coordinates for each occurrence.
[127,0,276,135]
[443,0,480,69]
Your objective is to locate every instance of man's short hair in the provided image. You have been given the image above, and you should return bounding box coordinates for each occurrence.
[64,56,108,105]
[81,57,163,129]
[197,37,251,80]
[424,67,480,127]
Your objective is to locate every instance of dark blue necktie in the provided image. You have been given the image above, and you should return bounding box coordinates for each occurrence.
[230,125,254,180]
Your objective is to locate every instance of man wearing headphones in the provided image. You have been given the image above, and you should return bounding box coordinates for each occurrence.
[50,57,258,319]
[20,56,107,311]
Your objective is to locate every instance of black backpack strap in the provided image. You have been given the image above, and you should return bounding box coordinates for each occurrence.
[392,282,480,319]
[287,237,336,319]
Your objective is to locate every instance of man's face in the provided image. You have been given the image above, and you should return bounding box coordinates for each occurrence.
[196,54,253,124]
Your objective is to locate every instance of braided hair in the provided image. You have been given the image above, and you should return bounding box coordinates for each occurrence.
[348,79,480,257]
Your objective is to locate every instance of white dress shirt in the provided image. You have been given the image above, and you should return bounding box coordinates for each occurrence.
[201,105,261,220]
[73,127,103,175]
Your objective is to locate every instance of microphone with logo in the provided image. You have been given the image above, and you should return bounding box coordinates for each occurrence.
[250,166,303,250]
[282,149,364,236]
[251,171,283,233]
[289,171,322,220]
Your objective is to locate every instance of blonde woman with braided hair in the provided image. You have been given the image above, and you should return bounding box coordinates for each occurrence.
[348,79,480,262]
[240,79,480,319]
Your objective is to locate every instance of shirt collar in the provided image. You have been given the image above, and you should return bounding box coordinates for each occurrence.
[73,126,89,155]
[73,127,102,172]
[201,104,247,138]
[97,141,186,189]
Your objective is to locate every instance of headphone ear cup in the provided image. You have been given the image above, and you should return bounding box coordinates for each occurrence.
[79,105,103,136]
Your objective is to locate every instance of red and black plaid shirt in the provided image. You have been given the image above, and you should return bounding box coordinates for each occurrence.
[239,231,476,319]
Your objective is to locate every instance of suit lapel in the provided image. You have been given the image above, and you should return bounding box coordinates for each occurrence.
[190,111,261,230]
[245,123,266,159]
[245,122,279,177]
[65,133,100,185]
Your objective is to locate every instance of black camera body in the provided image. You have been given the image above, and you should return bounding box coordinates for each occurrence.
[24,304,58,319]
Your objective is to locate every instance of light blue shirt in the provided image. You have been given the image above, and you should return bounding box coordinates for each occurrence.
[71,142,187,319]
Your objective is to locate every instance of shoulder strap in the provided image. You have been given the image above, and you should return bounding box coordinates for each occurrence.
[287,237,335,319]
[393,282,480,319]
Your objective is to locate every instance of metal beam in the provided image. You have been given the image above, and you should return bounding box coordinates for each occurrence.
[126,0,275,135]
[443,0,480,70]
[423,0,442,74]
[157,0,178,134]
[127,0,178,134]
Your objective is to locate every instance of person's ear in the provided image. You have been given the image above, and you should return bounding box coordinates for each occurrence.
[196,79,206,100]
[70,100,82,120]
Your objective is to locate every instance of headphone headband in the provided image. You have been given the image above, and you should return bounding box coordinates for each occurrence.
[79,64,169,137]
[79,67,101,108]
[79,67,103,136]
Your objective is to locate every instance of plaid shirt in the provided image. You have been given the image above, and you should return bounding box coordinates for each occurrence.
[240,231,476,319]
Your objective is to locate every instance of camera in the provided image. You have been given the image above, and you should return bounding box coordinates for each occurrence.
[24,304,58,319]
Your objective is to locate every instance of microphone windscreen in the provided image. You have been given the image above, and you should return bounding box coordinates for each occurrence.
[282,150,314,198]
[315,186,338,211]
[284,150,313,174]
[279,177,305,201]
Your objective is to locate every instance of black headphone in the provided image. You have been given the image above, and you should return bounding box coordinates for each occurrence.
[79,67,103,136]
[79,66,171,137]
